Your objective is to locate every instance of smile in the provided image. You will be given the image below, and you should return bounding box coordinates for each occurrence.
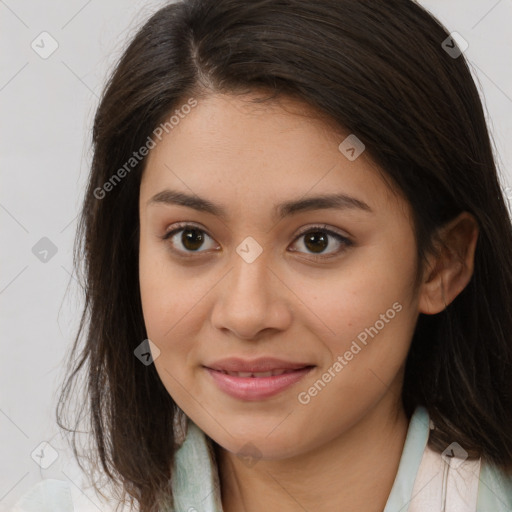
[204,366,315,400]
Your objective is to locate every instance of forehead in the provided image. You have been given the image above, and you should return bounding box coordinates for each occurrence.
[139,92,405,219]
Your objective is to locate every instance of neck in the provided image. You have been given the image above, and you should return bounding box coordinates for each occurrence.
[214,394,409,512]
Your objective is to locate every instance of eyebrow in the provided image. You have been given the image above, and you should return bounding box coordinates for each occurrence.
[146,189,373,220]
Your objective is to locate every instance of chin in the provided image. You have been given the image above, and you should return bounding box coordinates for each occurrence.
[212,423,308,461]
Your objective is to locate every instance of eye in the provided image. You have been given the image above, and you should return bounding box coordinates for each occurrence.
[289,224,352,260]
[160,222,352,260]
[161,222,218,257]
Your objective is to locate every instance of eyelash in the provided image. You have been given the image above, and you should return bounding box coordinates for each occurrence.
[160,222,353,261]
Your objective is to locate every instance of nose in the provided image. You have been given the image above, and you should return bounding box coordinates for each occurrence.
[210,248,292,341]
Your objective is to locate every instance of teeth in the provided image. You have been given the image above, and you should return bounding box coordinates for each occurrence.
[223,369,297,377]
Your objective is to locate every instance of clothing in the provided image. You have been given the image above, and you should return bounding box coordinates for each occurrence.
[11,406,512,511]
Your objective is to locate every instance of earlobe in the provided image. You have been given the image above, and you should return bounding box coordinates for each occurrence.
[418,212,479,315]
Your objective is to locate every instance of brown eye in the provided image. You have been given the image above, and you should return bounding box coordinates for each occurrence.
[161,223,352,261]
[162,223,218,256]
[289,225,352,259]
[303,231,329,253]
[179,227,205,251]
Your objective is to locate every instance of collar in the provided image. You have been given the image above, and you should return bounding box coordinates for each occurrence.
[171,406,430,512]
[383,406,431,511]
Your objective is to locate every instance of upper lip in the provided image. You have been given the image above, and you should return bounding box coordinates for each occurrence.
[204,357,314,373]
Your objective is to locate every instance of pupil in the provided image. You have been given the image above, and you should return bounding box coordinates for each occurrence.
[182,228,204,251]
[305,231,328,253]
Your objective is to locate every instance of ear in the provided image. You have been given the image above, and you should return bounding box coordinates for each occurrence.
[418,212,479,315]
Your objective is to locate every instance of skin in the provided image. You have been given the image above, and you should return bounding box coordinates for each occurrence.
[138,91,479,512]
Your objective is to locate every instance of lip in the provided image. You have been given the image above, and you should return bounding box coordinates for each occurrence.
[204,365,315,401]
[204,357,313,373]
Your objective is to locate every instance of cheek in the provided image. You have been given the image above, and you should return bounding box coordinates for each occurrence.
[139,241,168,336]
[139,236,185,342]
[305,246,415,338]
[138,238,215,358]
[297,236,418,391]
[138,242,204,401]
[292,259,417,432]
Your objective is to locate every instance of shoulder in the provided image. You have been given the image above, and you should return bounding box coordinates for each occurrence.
[406,419,512,512]
[11,479,74,512]
[478,460,512,511]
[10,478,121,512]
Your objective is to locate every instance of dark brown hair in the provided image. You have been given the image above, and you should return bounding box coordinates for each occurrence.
[56,0,512,510]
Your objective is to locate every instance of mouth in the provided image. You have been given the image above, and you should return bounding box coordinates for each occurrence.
[210,367,312,377]
[203,365,316,401]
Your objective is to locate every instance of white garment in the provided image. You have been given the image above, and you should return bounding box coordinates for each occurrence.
[410,443,481,512]
[10,407,512,511]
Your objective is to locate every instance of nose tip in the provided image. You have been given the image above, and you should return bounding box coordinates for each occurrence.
[211,262,293,340]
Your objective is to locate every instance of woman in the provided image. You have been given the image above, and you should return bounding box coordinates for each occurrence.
[13,0,512,511]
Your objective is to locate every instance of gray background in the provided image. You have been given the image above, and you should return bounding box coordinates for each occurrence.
[1,0,511,510]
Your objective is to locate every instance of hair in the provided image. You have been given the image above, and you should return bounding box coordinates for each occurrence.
[56,0,512,510]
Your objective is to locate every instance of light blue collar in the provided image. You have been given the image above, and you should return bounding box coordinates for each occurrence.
[383,406,431,512]
[171,406,431,512]
[171,417,223,512]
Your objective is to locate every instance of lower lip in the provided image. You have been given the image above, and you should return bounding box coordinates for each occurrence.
[204,366,315,401]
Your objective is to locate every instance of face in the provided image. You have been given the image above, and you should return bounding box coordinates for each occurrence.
[138,92,421,459]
